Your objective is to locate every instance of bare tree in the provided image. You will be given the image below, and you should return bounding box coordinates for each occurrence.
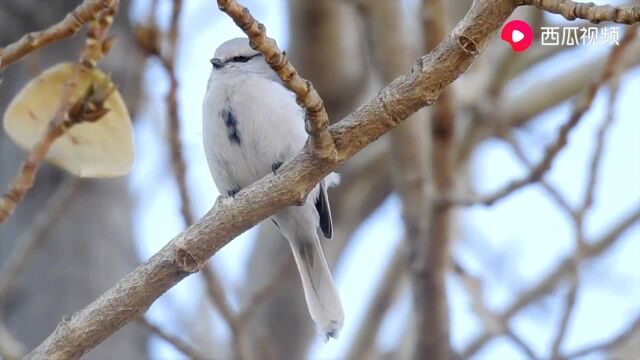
[0,0,638,359]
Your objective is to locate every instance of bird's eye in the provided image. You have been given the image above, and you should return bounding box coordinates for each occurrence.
[231,56,250,63]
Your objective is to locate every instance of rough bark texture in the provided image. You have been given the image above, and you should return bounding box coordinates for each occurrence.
[0,0,145,358]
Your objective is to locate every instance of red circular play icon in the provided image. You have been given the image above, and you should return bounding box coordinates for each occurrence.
[501,20,533,52]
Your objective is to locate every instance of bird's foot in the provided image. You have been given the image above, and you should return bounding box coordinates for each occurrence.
[271,160,283,175]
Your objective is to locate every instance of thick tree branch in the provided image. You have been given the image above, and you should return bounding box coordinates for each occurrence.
[520,0,640,24]
[26,0,518,358]
[0,0,115,71]
[216,0,336,159]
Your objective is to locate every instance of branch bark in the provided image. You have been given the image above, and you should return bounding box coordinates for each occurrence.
[520,0,640,24]
[0,0,115,71]
[26,0,518,357]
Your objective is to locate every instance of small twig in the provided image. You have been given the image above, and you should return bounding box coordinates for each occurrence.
[201,256,293,360]
[0,179,79,303]
[520,0,640,25]
[0,2,119,225]
[462,206,640,358]
[454,260,539,359]
[79,0,119,69]
[562,314,640,359]
[504,135,576,216]
[200,265,239,333]
[165,0,195,228]
[216,0,336,159]
[236,255,294,324]
[550,275,580,358]
[167,0,181,58]
[441,26,638,209]
[505,328,540,360]
[549,68,623,359]
[200,263,246,358]
[137,317,208,360]
[135,0,193,228]
[0,0,115,72]
[0,122,65,224]
[578,79,619,219]
[442,108,583,208]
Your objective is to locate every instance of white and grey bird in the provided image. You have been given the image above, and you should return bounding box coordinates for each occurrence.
[202,38,344,340]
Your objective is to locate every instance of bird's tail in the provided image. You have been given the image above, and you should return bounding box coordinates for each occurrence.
[288,233,344,340]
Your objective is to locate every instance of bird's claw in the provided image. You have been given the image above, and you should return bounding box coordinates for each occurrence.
[272,160,283,175]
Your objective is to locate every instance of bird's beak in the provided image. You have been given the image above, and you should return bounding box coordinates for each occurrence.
[210,58,224,69]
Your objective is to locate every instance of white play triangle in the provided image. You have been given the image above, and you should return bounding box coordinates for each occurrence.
[512,30,524,43]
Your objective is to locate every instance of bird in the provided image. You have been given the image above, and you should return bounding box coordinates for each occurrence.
[202,37,344,340]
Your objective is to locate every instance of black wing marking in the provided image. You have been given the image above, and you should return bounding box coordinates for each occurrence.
[221,104,241,145]
[315,181,333,239]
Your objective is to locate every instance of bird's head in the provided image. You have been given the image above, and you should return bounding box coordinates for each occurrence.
[209,38,265,73]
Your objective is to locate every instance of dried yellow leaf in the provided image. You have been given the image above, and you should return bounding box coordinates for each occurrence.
[3,63,134,178]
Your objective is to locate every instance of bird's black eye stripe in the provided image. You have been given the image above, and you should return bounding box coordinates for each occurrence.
[228,53,262,63]
[232,56,250,63]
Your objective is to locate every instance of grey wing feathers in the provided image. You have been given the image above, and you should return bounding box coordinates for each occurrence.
[315,181,333,239]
